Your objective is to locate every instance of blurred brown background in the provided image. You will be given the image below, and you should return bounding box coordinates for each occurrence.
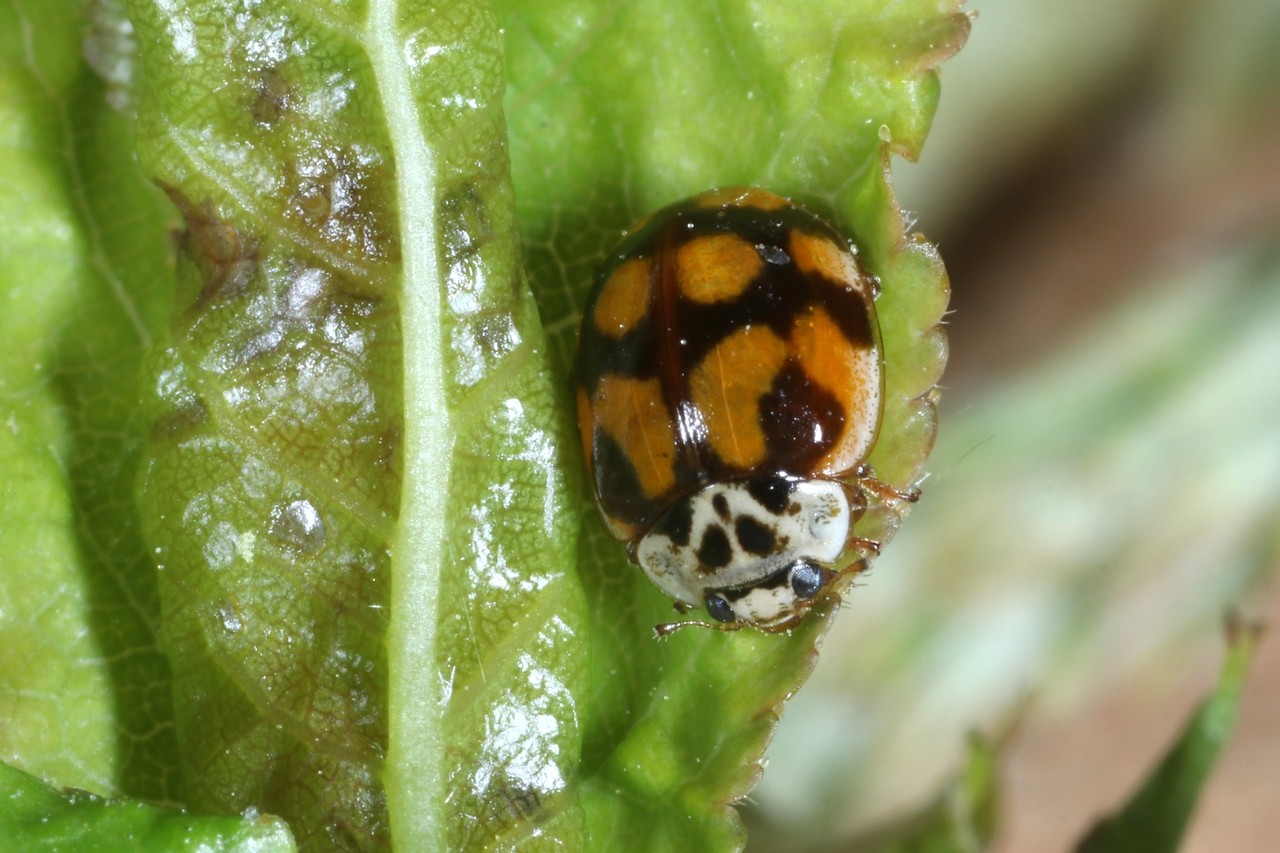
[748,0,1280,848]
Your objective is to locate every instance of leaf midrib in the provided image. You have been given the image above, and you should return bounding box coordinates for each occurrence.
[362,1,450,850]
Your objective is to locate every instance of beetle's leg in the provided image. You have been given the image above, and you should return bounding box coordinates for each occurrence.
[839,464,919,558]
[835,479,880,557]
[827,557,871,595]
[843,534,882,558]
[854,464,920,507]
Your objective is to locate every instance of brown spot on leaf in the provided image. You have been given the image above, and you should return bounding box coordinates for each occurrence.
[440,183,493,268]
[164,187,260,307]
[285,149,395,262]
[151,400,209,441]
[252,66,294,126]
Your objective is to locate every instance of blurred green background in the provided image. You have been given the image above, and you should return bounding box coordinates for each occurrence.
[746,0,1280,849]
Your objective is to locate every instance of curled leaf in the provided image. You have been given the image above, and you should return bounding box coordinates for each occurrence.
[503,0,967,846]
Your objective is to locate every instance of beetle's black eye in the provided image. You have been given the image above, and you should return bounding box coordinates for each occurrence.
[705,593,736,623]
[790,561,824,599]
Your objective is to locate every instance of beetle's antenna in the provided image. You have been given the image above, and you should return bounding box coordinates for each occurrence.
[653,619,742,638]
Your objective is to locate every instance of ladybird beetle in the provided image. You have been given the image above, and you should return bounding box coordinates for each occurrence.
[575,188,915,635]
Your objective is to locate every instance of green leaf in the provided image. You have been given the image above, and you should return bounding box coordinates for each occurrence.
[2,0,963,849]
[0,760,295,851]
[501,0,965,848]
[125,0,580,848]
[0,0,178,801]
[1076,617,1263,853]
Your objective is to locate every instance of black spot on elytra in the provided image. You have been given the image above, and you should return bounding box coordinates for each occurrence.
[577,192,877,507]
[592,428,659,531]
[662,199,875,373]
[828,287,876,352]
[757,243,791,265]
[760,360,845,473]
[696,525,733,569]
[576,314,660,393]
[712,493,731,520]
[735,515,777,556]
[747,476,795,514]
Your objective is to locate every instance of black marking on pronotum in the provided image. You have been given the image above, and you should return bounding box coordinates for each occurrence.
[747,476,794,514]
[734,514,777,556]
[696,525,733,569]
[652,498,694,548]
